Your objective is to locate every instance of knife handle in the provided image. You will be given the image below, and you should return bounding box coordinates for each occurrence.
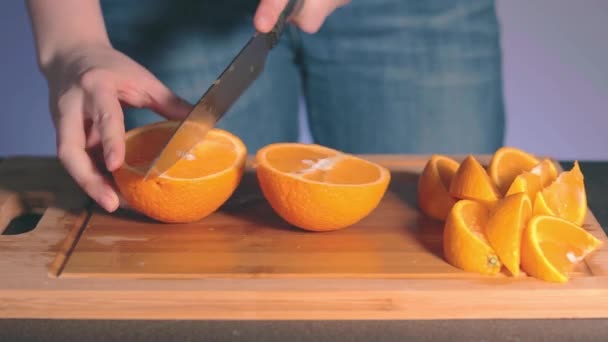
[269,0,304,48]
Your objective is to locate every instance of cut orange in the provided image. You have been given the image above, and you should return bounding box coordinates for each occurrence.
[417,155,459,221]
[443,200,502,275]
[505,159,558,199]
[505,171,541,200]
[530,159,558,186]
[112,121,247,223]
[533,161,587,226]
[521,215,602,283]
[485,193,532,277]
[489,147,540,195]
[255,143,390,231]
[449,155,500,204]
[533,191,552,216]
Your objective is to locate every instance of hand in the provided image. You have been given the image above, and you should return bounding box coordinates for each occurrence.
[254,0,350,34]
[42,43,192,212]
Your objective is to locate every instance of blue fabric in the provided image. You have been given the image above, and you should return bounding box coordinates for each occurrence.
[101,0,505,154]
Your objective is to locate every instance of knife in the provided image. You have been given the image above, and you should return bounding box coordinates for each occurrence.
[144,0,304,179]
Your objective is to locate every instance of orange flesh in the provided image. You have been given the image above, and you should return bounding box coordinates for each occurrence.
[265,146,382,185]
[461,201,489,241]
[536,218,594,275]
[539,240,585,275]
[437,159,456,188]
[124,126,237,178]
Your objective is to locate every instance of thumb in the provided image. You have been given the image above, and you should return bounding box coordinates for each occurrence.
[254,0,288,33]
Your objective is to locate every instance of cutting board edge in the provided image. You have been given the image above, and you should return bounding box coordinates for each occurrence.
[2,277,608,320]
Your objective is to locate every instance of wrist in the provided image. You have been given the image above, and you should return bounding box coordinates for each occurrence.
[38,39,112,76]
[38,39,113,76]
[25,0,112,73]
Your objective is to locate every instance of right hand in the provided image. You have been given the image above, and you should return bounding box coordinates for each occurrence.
[42,43,192,212]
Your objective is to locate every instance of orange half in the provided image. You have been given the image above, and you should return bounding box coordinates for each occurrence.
[112,121,247,223]
[255,143,390,231]
[417,155,460,221]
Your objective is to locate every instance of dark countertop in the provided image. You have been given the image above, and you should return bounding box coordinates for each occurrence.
[1,161,607,341]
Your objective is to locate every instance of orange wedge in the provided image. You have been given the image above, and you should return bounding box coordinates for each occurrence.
[449,155,500,204]
[533,161,587,226]
[417,155,460,221]
[112,121,247,223]
[485,193,532,277]
[505,171,541,199]
[489,147,540,195]
[505,159,558,199]
[255,143,390,231]
[530,159,559,186]
[443,200,502,275]
[521,215,602,282]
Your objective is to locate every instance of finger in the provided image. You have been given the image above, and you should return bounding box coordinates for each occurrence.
[254,0,288,32]
[85,85,126,172]
[56,90,119,212]
[143,77,193,121]
[107,179,131,209]
[292,0,350,33]
[117,74,193,121]
[84,117,102,149]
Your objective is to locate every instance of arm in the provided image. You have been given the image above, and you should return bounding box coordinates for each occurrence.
[26,0,111,72]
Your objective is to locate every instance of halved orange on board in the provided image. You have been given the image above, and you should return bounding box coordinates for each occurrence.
[255,143,390,231]
[417,155,459,221]
[443,200,502,275]
[521,215,602,283]
[533,161,587,226]
[489,147,539,195]
[485,192,532,277]
[112,121,247,223]
[449,155,500,204]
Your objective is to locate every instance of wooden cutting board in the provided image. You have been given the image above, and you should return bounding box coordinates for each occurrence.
[1,156,607,320]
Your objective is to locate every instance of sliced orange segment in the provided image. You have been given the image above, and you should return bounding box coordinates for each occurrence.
[113,121,247,223]
[449,155,500,204]
[521,215,602,283]
[489,147,540,195]
[530,159,558,186]
[443,200,502,275]
[505,171,541,199]
[255,143,390,231]
[417,155,459,221]
[533,191,554,217]
[485,193,532,277]
[534,161,587,226]
[505,159,558,199]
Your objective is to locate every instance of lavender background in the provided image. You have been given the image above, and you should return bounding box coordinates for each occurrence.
[1,1,607,160]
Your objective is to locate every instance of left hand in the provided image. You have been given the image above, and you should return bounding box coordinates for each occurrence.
[254,0,350,34]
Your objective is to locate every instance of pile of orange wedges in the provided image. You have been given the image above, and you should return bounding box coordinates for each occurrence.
[418,147,602,283]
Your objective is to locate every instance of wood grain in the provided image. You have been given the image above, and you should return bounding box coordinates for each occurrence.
[0,156,607,320]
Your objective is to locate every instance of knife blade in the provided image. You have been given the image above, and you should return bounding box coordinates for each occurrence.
[144,0,304,179]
